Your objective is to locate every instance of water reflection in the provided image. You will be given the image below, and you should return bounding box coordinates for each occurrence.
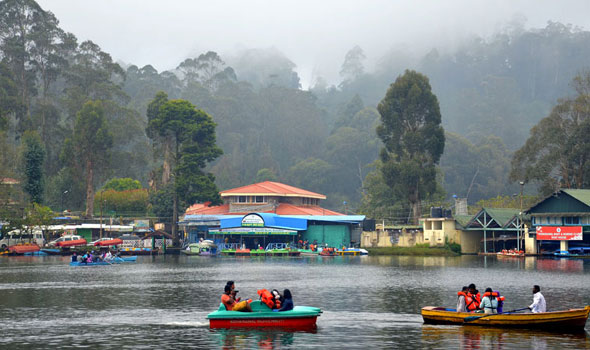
[421,325,589,349]
[212,329,306,349]
[0,255,589,349]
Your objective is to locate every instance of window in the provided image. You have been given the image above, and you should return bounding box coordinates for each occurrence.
[255,196,264,203]
[563,216,580,225]
[238,196,247,203]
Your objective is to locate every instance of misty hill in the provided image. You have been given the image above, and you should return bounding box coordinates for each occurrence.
[2,0,590,215]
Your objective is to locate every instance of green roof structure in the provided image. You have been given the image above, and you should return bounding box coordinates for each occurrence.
[562,189,590,207]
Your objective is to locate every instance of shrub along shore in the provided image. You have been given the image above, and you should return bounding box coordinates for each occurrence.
[366,244,461,256]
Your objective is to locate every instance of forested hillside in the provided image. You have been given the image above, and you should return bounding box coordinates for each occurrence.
[1,0,589,217]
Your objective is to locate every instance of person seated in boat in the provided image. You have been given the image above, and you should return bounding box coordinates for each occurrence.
[479,288,499,314]
[274,289,294,312]
[466,284,481,312]
[456,286,468,312]
[226,281,241,302]
[528,285,546,313]
[272,289,283,306]
[71,252,78,263]
[222,285,252,312]
[104,250,113,261]
[495,290,505,313]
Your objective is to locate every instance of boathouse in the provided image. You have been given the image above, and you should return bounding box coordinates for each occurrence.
[525,189,590,254]
[180,181,364,248]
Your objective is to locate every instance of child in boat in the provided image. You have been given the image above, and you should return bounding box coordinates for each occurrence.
[479,287,499,314]
[275,289,294,312]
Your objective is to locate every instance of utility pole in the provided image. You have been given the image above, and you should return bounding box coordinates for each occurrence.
[519,181,524,251]
[100,191,103,239]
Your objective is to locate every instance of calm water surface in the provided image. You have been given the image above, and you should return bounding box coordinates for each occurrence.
[0,255,589,349]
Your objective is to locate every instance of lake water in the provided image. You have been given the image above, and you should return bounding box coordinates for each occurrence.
[0,255,589,349]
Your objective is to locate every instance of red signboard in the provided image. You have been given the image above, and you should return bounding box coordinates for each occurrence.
[536,226,583,241]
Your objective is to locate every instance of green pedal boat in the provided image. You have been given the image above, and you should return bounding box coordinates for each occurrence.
[207,300,322,330]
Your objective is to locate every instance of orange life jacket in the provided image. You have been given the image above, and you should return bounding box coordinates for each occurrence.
[257,289,277,309]
[482,291,505,301]
[457,291,468,298]
[466,292,481,311]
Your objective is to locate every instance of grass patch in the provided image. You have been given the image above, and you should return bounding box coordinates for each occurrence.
[366,245,460,256]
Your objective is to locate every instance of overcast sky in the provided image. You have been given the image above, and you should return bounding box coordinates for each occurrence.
[37,0,590,88]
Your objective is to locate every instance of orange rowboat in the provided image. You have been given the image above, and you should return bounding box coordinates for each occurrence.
[8,244,41,254]
[421,306,590,333]
[94,238,123,246]
[56,239,87,247]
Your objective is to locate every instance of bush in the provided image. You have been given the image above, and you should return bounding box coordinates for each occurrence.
[94,189,148,216]
[102,178,142,192]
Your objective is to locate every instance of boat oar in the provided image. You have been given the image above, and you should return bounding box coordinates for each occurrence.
[464,307,529,322]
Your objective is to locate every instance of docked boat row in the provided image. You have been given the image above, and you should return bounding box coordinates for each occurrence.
[181,241,368,257]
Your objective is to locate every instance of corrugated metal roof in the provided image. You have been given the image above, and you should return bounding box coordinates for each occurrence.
[454,215,472,228]
[483,208,520,226]
[562,189,590,207]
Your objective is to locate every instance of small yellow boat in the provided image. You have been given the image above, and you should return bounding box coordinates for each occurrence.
[421,306,590,333]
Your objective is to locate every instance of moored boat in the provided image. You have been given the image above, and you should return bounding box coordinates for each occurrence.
[56,239,87,247]
[8,244,41,254]
[94,238,123,246]
[207,300,321,330]
[497,249,525,257]
[319,248,337,256]
[421,306,590,332]
[182,240,219,256]
[337,248,369,256]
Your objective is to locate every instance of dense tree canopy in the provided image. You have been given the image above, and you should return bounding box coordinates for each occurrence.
[510,72,590,194]
[3,0,590,223]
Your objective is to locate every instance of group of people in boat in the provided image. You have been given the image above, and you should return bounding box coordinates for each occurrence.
[457,283,546,314]
[221,280,294,313]
[71,250,120,263]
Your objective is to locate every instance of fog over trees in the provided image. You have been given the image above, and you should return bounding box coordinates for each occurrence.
[2,0,590,222]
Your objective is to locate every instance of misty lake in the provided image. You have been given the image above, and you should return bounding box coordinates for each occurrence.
[0,255,589,349]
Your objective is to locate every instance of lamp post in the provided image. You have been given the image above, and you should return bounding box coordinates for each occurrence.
[61,190,69,212]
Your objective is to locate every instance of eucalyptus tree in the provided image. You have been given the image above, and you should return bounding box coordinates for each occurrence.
[376,70,445,223]
[510,72,590,194]
[63,100,113,217]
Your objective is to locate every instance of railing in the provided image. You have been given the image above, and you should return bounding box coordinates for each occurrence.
[265,243,289,250]
[218,243,241,250]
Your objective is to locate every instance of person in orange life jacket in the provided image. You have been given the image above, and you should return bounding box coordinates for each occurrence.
[274,289,294,312]
[466,283,481,312]
[479,288,499,314]
[457,286,469,312]
[222,284,252,312]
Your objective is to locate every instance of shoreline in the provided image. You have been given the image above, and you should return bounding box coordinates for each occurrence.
[366,246,460,257]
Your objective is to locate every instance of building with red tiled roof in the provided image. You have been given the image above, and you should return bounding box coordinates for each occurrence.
[180,181,365,249]
[185,181,343,216]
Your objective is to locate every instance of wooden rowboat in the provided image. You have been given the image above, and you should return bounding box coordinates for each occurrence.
[421,306,590,333]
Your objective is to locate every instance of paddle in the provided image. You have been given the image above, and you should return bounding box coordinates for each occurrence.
[464,307,529,322]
